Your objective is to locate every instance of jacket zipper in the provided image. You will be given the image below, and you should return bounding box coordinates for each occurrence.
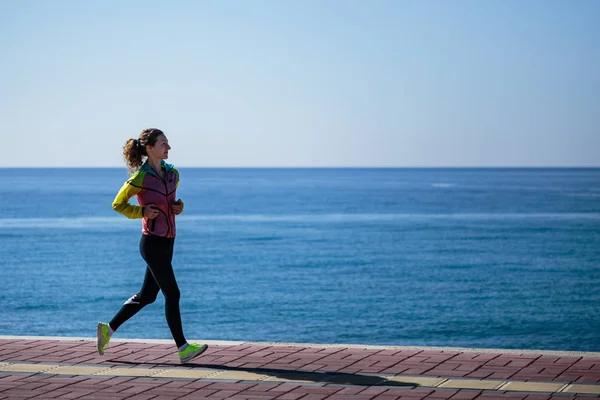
[156,171,172,237]
[143,165,174,237]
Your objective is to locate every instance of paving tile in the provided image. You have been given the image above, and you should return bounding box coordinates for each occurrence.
[264,372,324,384]
[95,367,168,377]
[181,380,215,389]
[324,374,383,386]
[499,381,566,393]
[384,388,434,399]
[474,395,525,400]
[71,393,129,400]
[0,374,35,383]
[574,375,600,383]
[385,375,445,387]
[403,367,438,374]
[562,383,600,395]
[8,382,48,391]
[272,392,306,399]
[440,379,505,390]
[39,377,90,385]
[425,390,460,399]
[139,387,196,397]
[121,394,157,400]
[522,395,551,400]
[212,370,271,381]
[0,363,56,373]
[206,389,242,398]
[235,395,277,400]
[206,382,257,391]
[2,338,600,400]
[360,387,390,396]
[427,370,471,378]
[291,386,342,395]
[266,383,301,393]
[297,395,328,400]
[448,391,482,400]
[177,389,220,399]
[155,368,221,379]
[51,365,110,375]
[3,388,68,398]
[296,363,328,372]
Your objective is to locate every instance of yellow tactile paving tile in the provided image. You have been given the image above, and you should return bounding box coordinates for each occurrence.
[500,381,567,392]
[440,379,505,390]
[563,384,600,395]
[211,370,271,381]
[94,367,167,377]
[52,365,112,375]
[0,363,56,373]
[154,369,223,379]
[385,375,446,387]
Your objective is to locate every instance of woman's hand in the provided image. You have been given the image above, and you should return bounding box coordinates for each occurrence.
[172,199,183,215]
[143,204,160,219]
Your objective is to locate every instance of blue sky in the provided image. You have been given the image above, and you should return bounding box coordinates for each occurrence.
[1,0,598,167]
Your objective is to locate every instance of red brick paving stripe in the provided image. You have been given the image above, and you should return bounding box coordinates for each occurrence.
[1,378,597,400]
[267,383,302,393]
[205,382,257,391]
[424,369,470,378]
[274,392,309,399]
[449,391,483,400]
[297,363,329,372]
[2,338,600,399]
[122,395,157,400]
[178,389,220,398]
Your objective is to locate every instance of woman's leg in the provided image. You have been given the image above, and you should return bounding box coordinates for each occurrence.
[109,265,160,331]
[139,235,187,348]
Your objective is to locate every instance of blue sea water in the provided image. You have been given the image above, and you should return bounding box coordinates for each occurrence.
[0,168,599,352]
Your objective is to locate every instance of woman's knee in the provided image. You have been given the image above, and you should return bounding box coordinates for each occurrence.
[141,293,159,305]
[164,287,180,302]
[126,292,158,306]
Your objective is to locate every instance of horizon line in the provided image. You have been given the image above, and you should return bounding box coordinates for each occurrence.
[1,165,600,169]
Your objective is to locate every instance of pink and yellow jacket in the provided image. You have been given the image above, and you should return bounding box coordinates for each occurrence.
[112,161,183,238]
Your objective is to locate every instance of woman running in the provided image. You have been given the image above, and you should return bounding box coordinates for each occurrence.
[97,128,207,363]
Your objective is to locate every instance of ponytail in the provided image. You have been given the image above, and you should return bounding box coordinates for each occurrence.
[123,138,144,174]
[122,128,164,174]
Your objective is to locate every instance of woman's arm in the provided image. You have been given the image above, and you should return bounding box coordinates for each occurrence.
[112,174,144,219]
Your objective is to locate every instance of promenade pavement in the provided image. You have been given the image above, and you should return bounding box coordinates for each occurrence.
[1,336,599,399]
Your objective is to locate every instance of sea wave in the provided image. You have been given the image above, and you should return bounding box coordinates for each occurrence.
[178,213,600,222]
[0,217,132,229]
[0,212,599,228]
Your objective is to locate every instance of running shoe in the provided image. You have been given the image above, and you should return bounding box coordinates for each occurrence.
[96,322,111,355]
[178,343,208,363]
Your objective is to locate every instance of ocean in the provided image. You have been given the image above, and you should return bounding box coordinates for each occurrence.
[1,168,599,352]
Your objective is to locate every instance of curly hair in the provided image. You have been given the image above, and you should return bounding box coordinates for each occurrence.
[122,128,164,174]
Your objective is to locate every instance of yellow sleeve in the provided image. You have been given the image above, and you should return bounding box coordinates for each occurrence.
[112,172,144,219]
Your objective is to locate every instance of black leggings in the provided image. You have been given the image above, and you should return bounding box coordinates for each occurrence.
[109,234,186,348]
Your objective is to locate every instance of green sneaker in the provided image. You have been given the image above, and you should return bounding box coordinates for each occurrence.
[178,343,208,363]
[96,322,111,355]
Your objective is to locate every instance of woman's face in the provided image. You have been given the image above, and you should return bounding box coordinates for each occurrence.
[147,134,171,160]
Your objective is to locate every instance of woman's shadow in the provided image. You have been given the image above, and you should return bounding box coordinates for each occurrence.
[110,359,418,387]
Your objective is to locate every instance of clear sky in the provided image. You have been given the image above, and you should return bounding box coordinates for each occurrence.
[1,0,599,167]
